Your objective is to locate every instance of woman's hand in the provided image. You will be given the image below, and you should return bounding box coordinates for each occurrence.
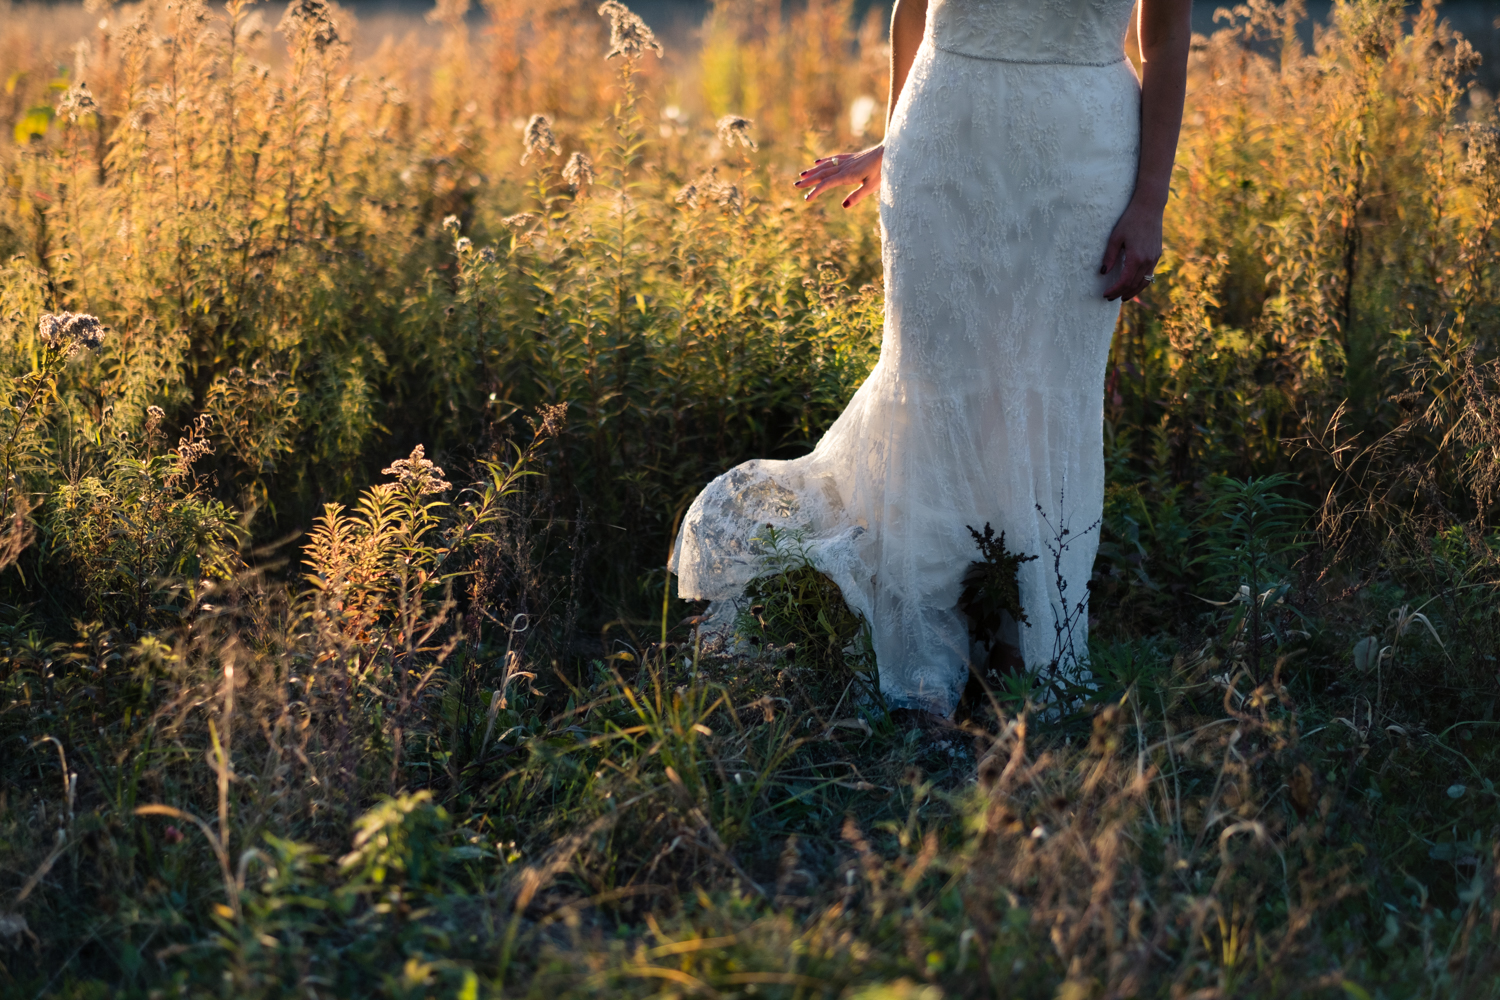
[1100,198,1164,302]
[793,146,885,208]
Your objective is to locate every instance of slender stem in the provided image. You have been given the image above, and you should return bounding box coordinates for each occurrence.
[0,374,53,516]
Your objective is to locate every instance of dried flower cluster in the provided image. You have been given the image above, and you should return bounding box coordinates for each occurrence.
[520,114,560,165]
[145,404,166,439]
[562,151,595,191]
[169,413,215,485]
[56,83,99,124]
[598,1,662,61]
[716,115,757,151]
[38,312,106,358]
[277,0,342,54]
[382,444,453,495]
[526,401,569,440]
[1458,122,1500,178]
[675,167,743,214]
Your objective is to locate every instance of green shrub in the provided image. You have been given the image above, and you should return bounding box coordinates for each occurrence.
[43,451,241,627]
[734,526,875,691]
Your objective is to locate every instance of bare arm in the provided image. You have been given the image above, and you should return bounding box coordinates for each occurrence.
[1101,0,1192,301]
[794,0,929,208]
[886,0,928,128]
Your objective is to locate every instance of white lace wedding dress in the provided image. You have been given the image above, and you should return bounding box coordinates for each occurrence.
[671,0,1141,715]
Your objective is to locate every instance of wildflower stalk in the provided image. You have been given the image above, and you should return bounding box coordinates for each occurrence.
[0,313,106,519]
[273,0,344,306]
[58,85,98,309]
[221,0,255,209]
[0,377,52,518]
[610,60,640,350]
[598,1,660,430]
[521,114,561,215]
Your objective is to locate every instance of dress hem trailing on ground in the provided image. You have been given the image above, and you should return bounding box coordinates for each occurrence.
[671,0,1142,716]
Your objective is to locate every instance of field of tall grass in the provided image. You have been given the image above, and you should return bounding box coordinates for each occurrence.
[0,0,1498,995]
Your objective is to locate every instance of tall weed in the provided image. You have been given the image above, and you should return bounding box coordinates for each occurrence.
[0,1,1497,996]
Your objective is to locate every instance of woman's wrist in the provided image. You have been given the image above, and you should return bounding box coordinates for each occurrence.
[1127,187,1169,216]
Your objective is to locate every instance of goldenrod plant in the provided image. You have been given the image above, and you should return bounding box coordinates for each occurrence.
[0,1,1497,996]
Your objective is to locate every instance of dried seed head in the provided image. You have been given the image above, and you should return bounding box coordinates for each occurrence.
[562,151,595,191]
[38,312,106,358]
[1457,122,1500,178]
[714,181,743,214]
[520,114,560,165]
[56,83,99,124]
[277,0,341,53]
[455,237,473,253]
[598,1,662,61]
[675,167,742,214]
[164,0,211,28]
[479,246,497,264]
[525,402,569,440]
[382,444,453,495]
[145,404,166,438]
[675,178,702,210]
[170,413,215,483]
[716,114,757,151]
[442,214,461,232]
[115,11,154,64]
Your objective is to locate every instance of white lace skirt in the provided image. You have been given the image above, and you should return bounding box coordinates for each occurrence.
[671,40,1141,715]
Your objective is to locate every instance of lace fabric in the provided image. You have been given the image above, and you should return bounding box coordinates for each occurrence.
[930,0,1136,65]
[671,0,1141,715]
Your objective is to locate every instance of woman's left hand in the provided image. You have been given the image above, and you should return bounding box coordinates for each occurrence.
[1100,199,1164,302]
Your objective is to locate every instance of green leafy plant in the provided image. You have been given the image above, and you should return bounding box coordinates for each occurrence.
[1194,473,1312,680]
[957,522,1037,683]
[44,451,242,627]
[0,2,1499,997]
[735,525,875,689]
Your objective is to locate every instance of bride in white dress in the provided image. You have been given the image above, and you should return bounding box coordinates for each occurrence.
[671,0,1191,716]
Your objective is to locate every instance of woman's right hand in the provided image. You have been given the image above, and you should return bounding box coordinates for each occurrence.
[793,145,884,208]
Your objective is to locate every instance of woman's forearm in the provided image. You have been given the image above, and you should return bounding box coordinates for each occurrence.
[887,0,929,129]
[1133,0,1191,211]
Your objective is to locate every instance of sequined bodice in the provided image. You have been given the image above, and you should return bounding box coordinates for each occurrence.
[929,0,1136,65]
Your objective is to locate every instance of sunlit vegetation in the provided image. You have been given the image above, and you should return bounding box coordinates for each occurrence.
[0,0,1497,996]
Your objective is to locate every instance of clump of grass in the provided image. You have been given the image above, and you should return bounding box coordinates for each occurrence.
[734,526,875,701]
[0,0,1497,997]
